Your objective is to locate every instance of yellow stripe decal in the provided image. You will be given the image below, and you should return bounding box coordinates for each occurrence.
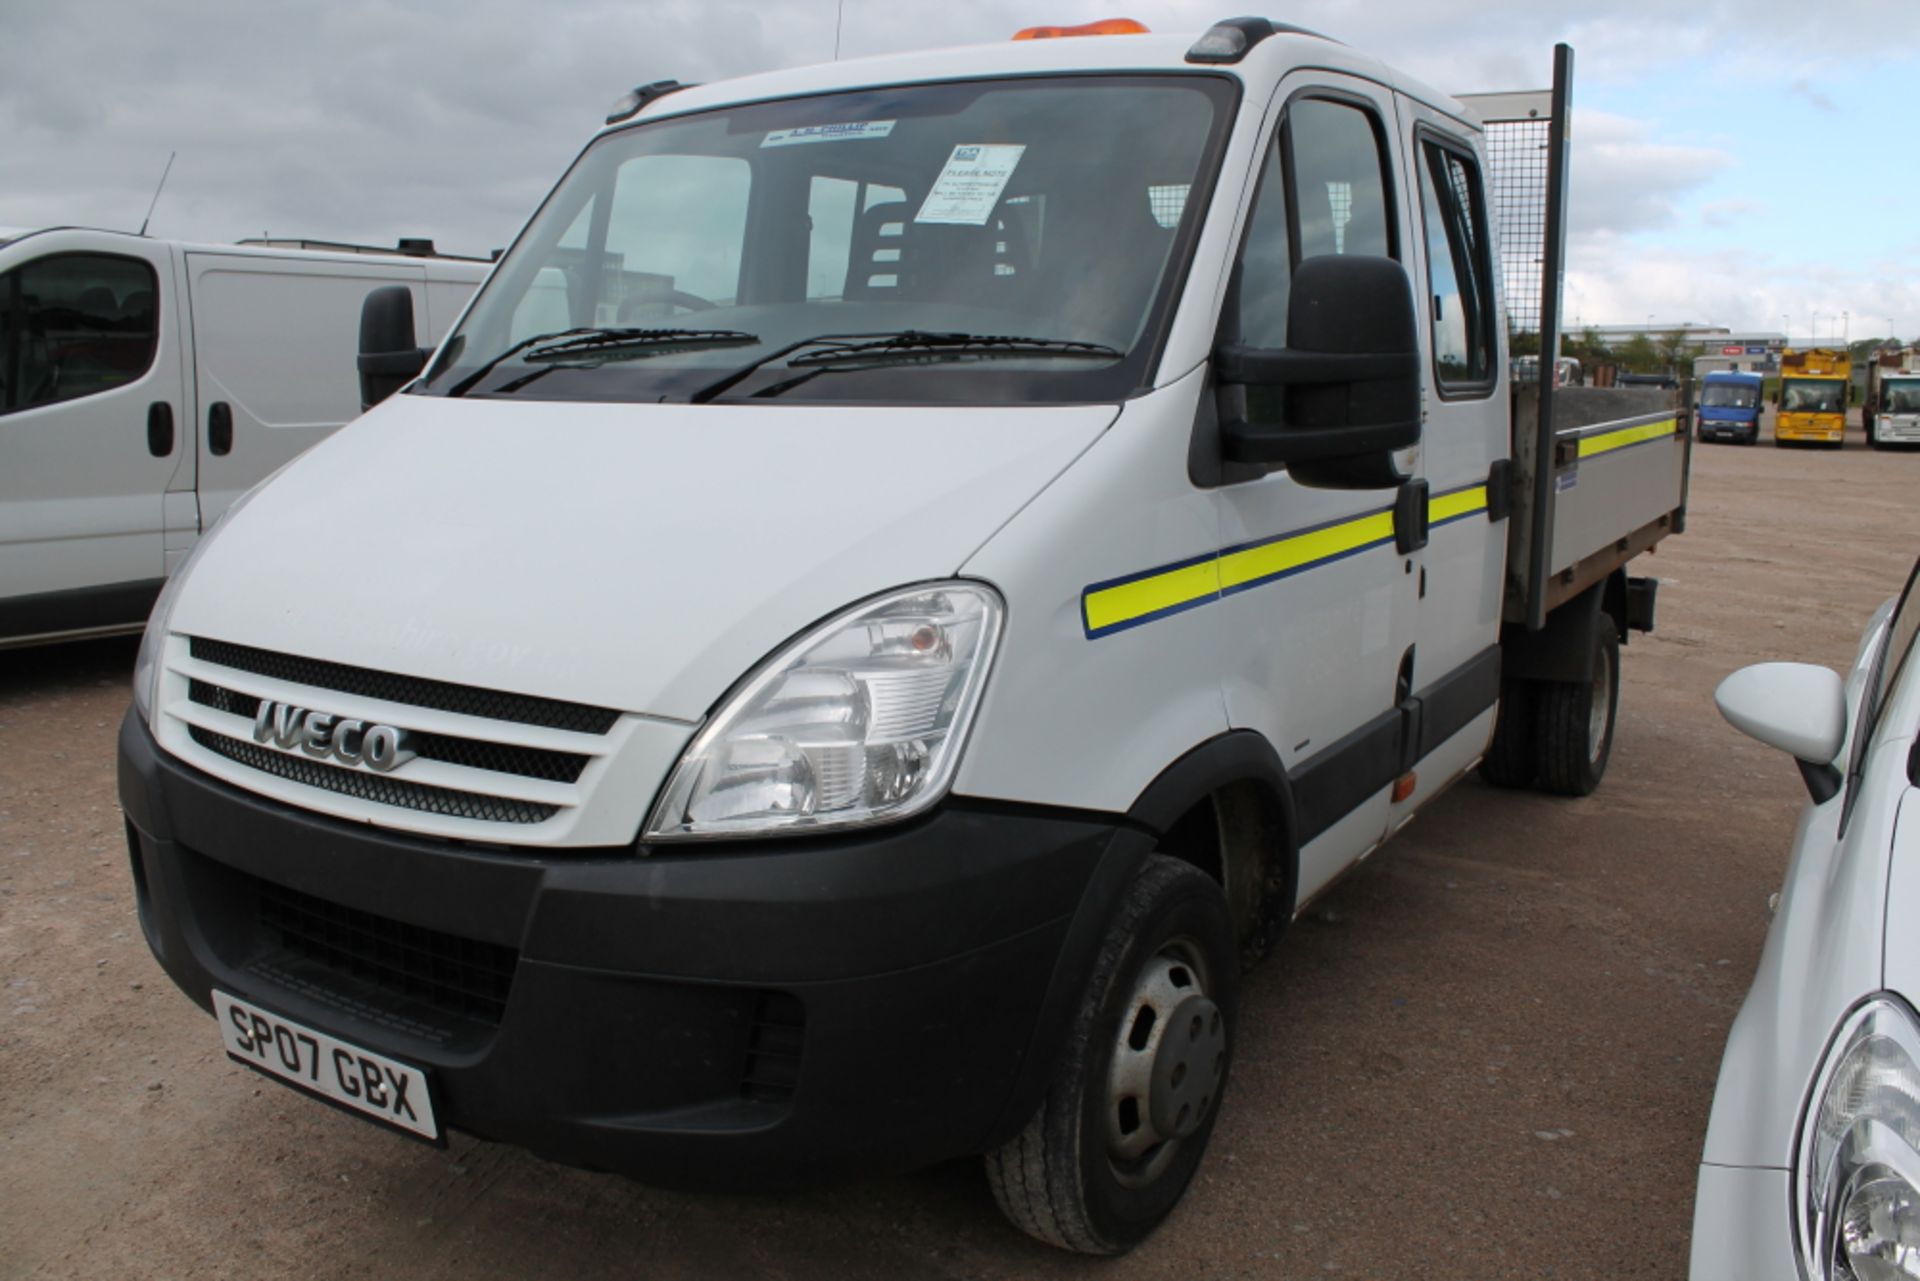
[1083,477,1502,639]
[1081,555,1222,637]
[1576,416,1679,459]
[1428,484,1487,527]
[1217,511,1395,593]
[1084,505,1396,639]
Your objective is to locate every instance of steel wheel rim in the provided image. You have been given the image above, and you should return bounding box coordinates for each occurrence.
[1588,646,1612,764]
[1103,937,1225,1190]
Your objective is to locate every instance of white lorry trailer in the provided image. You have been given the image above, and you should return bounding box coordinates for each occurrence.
[0,228,487,647]
[116,24,1686,1252]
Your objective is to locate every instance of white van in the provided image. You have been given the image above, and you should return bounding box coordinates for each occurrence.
[0,228,486,647]
[117,25,1686,1253]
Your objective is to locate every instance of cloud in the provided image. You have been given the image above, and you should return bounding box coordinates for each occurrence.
[1788,78,1838,112]
[1701,198,1767,228]
[2,0,1915,333]
[1565,110,1733,238]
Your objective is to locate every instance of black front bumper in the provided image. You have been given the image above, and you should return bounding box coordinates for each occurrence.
[118,711,1148,1188]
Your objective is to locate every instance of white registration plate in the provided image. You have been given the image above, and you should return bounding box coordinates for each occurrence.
[213,991,440,1142]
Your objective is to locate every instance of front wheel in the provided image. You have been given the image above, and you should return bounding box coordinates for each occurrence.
[1533,612,1620,796]
[986,855,1237,1255]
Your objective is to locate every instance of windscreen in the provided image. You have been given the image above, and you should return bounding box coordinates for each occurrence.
[420,75,1235,405]
[1884,378,1920,414]
[1783,378,1846,414]
[1700,382,1759,409]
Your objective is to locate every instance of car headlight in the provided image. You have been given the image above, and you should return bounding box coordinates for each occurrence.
[1799,997,1920,1280]
[644,582,1004,841]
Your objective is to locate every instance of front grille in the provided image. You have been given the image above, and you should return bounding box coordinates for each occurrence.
[189,636,619,735]
[190,725,559,824]
[253,876,517,1031]
[741,991,805,1103]
[189,681,589,783]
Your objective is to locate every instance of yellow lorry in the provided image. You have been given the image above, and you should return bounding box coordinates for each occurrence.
[1775,347,1850,447]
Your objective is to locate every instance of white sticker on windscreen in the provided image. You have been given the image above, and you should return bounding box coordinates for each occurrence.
[914,144,1026,225]
[762,120,896,147]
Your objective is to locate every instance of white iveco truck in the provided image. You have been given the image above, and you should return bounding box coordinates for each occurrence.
[117,21,1688,1252]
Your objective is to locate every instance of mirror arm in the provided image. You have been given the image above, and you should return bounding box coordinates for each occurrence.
[1797,759,1842,805]
[1223,417,1420,465]
[1214,342,1415,387]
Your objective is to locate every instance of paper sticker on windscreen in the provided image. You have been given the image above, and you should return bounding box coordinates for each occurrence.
[762,121,896,147]
[915,144,1026,225]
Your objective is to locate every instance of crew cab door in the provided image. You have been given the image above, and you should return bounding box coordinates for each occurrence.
[1389,100,1507,821]
[1210,73,1425,903]
[0,231,188,638]
[184,251,427,524]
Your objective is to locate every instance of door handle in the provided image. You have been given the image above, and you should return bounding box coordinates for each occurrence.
[147,402,175,457]
[208,401,233,456]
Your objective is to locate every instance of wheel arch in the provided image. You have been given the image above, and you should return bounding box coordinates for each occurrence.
[977,731,1298,1152]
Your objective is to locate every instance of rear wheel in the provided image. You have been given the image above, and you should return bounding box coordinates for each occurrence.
[1533,612,1620,797]
[986,855,1236,1255]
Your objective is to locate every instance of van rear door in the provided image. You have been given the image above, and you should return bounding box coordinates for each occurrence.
[183,251,427,523]
[0,232,188,640]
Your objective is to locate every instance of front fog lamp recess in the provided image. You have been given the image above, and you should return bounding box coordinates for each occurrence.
[1800,997,1920,1280]
[645,583,1003,840]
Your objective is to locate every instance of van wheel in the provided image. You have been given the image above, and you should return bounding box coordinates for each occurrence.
[1479,680,1535,788]
[985,855,1236,1255]
[1533,613,1620,796]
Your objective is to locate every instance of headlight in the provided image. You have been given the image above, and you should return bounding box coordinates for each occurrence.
[1799,996,1920,1280]
[644,582,1003,841]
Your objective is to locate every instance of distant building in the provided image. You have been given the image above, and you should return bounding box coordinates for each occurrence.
[1574,322,1787,375]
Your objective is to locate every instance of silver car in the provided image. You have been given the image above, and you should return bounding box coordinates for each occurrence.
[1693,555,1920,1278]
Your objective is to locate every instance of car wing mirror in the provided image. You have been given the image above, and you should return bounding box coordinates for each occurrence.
[1714,662,1846,802]
[358,285,429,411]
[1212,254,1420,490]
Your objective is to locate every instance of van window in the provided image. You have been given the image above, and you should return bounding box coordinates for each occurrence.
[1417,138,1494,388]
[425,75,1238,406]
[1287,99,1393,262]
[0,253,159,414]
[1234,144,1290,349]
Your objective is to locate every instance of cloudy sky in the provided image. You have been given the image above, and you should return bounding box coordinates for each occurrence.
[6,0,1916,341]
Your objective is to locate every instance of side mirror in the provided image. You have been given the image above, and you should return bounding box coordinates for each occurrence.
[358,285,428,411]
[1213,254,1420,490]
[1714,662,1846,802]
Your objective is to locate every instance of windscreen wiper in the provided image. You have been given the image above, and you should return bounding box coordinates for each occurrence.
[445,327,759,398]
[688,330,1122,403]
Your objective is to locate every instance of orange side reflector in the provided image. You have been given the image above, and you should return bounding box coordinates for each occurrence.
[1392,772,1417,803]
[1013,17,1150,39]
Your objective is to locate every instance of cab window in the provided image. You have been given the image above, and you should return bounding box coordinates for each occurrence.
[1231,95,1395,349]
[1416,137,1495,390]
[1,253,159,415]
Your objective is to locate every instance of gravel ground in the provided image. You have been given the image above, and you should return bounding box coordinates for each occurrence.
[3,411,1916,1280]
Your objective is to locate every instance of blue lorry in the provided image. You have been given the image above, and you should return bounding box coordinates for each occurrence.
[1695,369,1764,444]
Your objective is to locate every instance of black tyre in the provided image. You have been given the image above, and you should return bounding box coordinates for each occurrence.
[1533,612,1620,796]
[986,855,1236,1255]
[1478,679,1535,788]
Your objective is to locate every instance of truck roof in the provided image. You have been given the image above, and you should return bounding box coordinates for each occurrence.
[619,28,1477,134]
[1703,369,1763,383]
